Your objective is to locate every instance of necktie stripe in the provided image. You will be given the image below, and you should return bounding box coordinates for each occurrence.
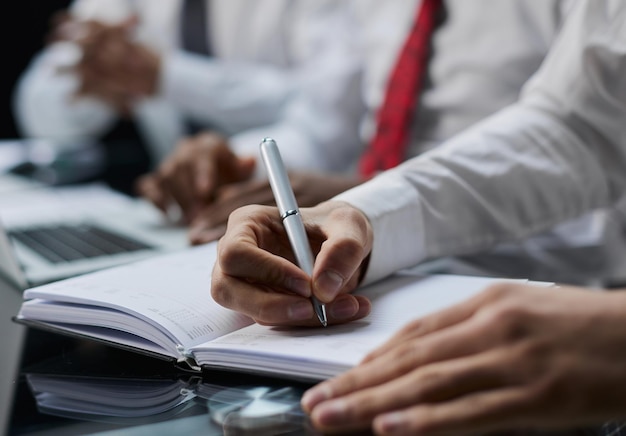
[359,0,442,178]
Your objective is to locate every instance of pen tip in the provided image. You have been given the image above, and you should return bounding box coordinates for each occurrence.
[316,304,328,327]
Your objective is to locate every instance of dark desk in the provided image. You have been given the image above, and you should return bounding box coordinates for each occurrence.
[1,276,321,436]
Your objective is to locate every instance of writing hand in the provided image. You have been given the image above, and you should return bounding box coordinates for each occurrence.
[302,283,626,435]
[210,201,373,326]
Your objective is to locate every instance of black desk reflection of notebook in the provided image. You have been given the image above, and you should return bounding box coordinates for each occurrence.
[20,345,314,434]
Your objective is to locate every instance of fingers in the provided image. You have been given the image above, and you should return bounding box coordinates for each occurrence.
[145,132,253,224]
[212,255,370,326]
[372,387,531,436]
[215,207,311,295]
[212,204,373,326]
[310,202,373,302]
[362,284,508,363]
[136,174,170,213]
[145,136,214,223]
[234,156,257,182]
[159,158,198,222]
[191,151,213,199]
[302,307,500,413]
[187,179,276,241]
[307,349,527,434]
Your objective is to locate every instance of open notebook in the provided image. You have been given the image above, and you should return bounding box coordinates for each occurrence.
[15,242,550,381]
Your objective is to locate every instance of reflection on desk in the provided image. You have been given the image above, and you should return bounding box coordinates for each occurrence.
[25,374,312,435]
[8,334,320,436]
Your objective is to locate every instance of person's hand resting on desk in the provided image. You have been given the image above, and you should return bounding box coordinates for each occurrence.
[301,283,626,435]
[136,131,257,225]
[137,129,363,242]
[188,172,363,244]
[210,201,373,326]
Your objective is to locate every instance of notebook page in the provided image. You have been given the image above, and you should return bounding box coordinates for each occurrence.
[191,274,511,379]
[20,243,252,351]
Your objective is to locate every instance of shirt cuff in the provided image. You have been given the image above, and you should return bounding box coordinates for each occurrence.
[334,171,426,285]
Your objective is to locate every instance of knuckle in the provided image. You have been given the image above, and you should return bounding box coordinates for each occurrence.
[483,282,513,300]
[253,304,283,326]
[159,162,177,180]
[397,318,424,336]
[327,235,367,262]
[210,273,233,309]
[390,342,427,373]
[331,205,368,228]
[485,303,531,342]
[217,240,246,273]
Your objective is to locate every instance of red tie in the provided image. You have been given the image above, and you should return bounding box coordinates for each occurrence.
[359,0,442,178]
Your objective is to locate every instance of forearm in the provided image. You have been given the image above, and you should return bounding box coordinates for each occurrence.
[337,1,626,285]
[338,102,623,285]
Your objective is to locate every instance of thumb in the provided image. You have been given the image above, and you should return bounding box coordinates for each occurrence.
[310,202,373,303]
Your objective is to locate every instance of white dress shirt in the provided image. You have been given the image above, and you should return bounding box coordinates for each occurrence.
[337,0,626,285]
[349,0,575,152]
[14,0,365,174]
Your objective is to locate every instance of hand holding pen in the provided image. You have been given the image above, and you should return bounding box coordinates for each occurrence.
[210,139,372,327]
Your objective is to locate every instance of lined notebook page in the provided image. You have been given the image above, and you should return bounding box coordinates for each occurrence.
[191,274,520,379]
[21,243,252,351]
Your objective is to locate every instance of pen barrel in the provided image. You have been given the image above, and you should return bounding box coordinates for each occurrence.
[283,215,314,276]
[260,139,298,213]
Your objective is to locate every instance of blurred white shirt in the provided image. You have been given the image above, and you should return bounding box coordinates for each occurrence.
[14,0,365,175]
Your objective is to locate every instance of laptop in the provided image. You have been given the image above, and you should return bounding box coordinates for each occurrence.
[0,177,189,289]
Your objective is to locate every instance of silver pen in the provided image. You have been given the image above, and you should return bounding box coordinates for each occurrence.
[259,138,328,327]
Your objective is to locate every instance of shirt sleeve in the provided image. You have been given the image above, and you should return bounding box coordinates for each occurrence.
[13,43,118,144]
[12,0,129,145]
[335,0,626,285]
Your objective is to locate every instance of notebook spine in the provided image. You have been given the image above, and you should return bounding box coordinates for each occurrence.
[175,345,202,372]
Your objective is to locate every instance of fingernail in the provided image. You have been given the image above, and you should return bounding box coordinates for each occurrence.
[288,300,313,321]
[301,384,332,411]
[315,270,344,301]
[376,411,406,434]
[329,298,357,319]
[313,399,346,426]
[287,278,311,298]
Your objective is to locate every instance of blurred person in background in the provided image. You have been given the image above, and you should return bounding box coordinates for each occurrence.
[146,0,572,235]
[14,0,365,193]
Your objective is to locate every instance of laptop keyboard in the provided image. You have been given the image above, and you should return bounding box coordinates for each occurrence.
[9,224,154,264]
